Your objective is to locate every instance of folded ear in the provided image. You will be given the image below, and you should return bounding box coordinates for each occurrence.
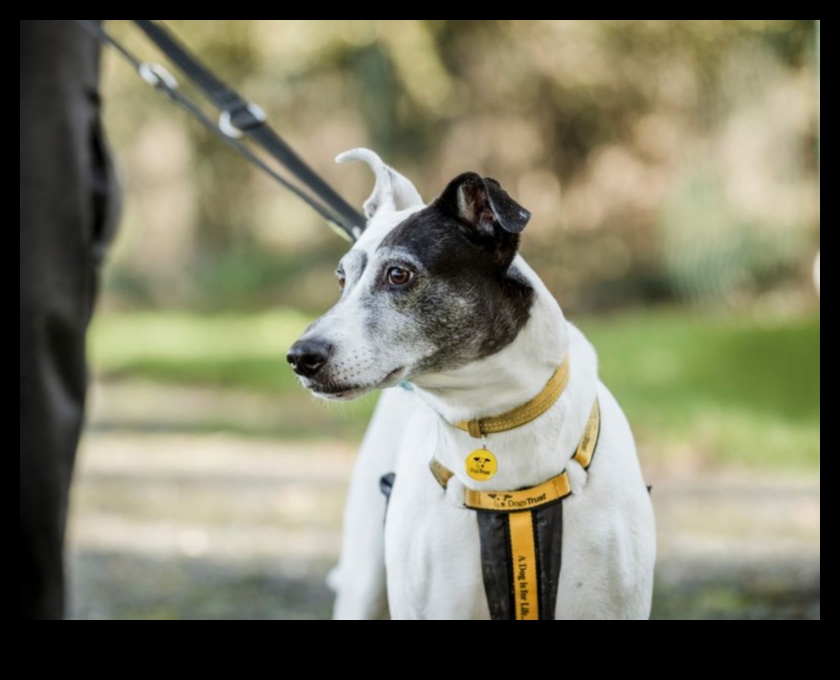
[439,172,531,237]
[436,172,531,268]
[336,148,424,220]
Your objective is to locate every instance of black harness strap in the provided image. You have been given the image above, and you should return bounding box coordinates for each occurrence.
[78,20,366,242]
[476,502,565,621]
[532,502,564,621]
[477,512,515,620]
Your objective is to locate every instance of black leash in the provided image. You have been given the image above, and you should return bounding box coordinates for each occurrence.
[77,20,366,242]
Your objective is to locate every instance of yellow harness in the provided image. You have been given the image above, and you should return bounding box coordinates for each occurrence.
[428,359,601,621]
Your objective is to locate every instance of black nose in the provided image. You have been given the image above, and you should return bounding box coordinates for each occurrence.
[287,338,332,378]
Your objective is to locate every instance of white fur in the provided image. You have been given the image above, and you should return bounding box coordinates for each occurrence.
[337,148,424,220]
[324,149,656,620]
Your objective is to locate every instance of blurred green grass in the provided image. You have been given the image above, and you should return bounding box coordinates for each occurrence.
[578,312,820,470]
[90,309,820,471]
[91,310,310,392]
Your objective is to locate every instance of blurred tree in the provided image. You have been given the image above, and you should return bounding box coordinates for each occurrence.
[99,20,819,313]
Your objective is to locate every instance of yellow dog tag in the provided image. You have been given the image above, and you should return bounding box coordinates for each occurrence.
[466,449,498,482]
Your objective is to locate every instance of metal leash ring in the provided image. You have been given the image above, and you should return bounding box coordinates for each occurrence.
[138,62,179,91]
[219,103,267,139]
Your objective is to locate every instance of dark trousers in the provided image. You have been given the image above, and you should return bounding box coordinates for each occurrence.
[20,20,119,620]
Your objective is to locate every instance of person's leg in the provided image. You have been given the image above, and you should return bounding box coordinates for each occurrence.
[20,20,119,620]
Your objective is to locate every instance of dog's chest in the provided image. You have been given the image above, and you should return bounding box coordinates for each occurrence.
[382,407,492,619]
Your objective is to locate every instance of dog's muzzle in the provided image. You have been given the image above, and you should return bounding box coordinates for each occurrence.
[287,338,332,378]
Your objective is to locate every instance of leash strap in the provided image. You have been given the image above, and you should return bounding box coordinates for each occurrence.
[77,20,366,242]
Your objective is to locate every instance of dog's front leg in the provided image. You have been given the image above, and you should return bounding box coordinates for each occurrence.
[332,389,410,620]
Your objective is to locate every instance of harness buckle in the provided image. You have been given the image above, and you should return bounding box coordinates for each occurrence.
[219,103,267,139]
[138,63,178,90]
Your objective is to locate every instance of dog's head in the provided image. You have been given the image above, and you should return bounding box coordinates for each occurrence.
[287,148,535,400]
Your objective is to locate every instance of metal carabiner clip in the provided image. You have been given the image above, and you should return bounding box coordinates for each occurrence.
[138,62,179,90]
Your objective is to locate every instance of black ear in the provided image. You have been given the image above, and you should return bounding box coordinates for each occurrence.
[436,172,531,268]
[439,173,531,235]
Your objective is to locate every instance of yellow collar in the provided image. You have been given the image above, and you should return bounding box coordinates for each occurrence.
[431,399,601,510]
[455,356,571,438]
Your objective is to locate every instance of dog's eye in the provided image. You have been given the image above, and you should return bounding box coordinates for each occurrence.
[337,272,346,290]
[386,266,414,287]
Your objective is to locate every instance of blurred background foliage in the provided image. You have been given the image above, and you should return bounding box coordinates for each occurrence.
[100,19,819,314]
[72,21,820,620]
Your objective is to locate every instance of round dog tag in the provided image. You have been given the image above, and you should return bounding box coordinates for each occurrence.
[466,449,498,482]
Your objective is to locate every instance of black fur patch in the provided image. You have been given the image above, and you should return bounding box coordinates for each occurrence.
[438,172,532,270]
[373,189,535,375]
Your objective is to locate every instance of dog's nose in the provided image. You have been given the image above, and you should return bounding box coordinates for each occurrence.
[287,338,332,378]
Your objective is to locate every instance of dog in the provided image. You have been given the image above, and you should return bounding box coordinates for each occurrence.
[287,148,656,620]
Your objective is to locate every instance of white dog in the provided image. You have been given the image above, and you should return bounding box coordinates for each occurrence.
[288,149,656,620]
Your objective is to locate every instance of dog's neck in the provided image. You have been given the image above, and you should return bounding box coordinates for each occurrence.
[411,257,571,422]
[410,258,601,490]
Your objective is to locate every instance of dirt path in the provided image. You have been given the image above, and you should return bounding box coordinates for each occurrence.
[67,430,819,620]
